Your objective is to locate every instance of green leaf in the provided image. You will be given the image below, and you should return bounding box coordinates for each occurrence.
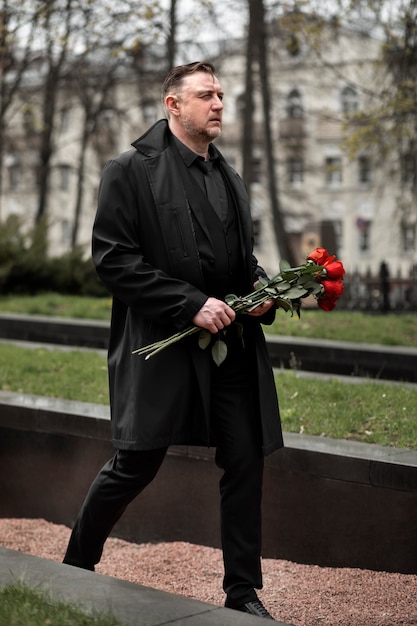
[307,283,324,296]
[198,330,212,350]
[211,339,228,366]
[297,277,323,295]
[255,276,268,287]
[280,269,298,281]
[274,280,292,293]
[279,259,291,273]
[275,297,293,312]
[225,293,238,306]
[281,285,309,298]
[268,274,285,285]
[298,276,317,289]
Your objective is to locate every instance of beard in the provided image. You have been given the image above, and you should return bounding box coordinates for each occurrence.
[181,114,222,142]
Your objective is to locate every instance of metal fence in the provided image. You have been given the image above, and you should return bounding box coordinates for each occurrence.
[340,263,417,312]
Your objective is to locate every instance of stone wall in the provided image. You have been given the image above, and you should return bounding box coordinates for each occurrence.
[1,391,417,573]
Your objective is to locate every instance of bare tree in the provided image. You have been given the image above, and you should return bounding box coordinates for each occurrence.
[58,0,165,247]
[246,0,297,265]
[36,0,77,225]
[0,0,40,217]
[241,1,256,200]
[166,0,178,69]
[70,58,120,248]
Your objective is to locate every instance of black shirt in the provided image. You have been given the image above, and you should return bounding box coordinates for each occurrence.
[171,135,246,299]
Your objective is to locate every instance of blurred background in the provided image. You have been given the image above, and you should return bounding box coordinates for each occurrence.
[1,0,416,310]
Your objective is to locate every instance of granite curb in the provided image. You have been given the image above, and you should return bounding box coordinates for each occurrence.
[0,547,292,625]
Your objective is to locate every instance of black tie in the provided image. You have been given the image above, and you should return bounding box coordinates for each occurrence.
[198,159,227,222]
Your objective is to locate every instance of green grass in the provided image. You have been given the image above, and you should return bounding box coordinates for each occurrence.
[0,293,112,320]
[276,372,417,449]
[0,344,109,405]
[1,293,416,347]
[1,343,416,450]
[270,307,417,347]
[0,583,122,626]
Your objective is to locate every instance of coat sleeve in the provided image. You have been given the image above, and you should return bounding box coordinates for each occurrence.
[92,159,208,330]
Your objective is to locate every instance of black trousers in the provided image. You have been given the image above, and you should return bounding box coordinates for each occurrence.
[63,337,264,606]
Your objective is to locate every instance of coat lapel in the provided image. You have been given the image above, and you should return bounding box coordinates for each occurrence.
[173,153,215,247]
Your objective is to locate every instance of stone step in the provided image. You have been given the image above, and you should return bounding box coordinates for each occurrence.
[0,547,293,625]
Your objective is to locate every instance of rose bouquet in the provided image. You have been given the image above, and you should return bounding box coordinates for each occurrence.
[132,247,345,363]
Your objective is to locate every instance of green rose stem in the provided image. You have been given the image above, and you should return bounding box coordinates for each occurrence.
[132,260,325,360]
[132,325,200,360]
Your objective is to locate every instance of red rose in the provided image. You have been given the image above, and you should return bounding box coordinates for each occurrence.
[307,247,336,266]
[321,278,344,299]
[317,296,337,311]
[317,278,344,311]
[323,260,345,279]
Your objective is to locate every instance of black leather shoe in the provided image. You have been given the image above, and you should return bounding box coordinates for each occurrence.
[232,598,276,620]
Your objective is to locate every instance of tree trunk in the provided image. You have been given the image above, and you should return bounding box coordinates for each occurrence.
[72,116,90,248]
[36,70,57,223]
[166,0,178,69]
[241,7,256,198]
[36,0,72,225]
[248,0,297,266]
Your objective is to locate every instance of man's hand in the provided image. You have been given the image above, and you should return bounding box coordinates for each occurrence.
[192,297,236,334]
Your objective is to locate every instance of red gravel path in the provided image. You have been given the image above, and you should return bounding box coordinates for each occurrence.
[1,518,416,625]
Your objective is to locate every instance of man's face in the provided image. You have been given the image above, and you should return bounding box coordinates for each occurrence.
[175,71,224,142]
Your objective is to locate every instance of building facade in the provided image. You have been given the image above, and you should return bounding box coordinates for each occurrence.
[1,18,416,287]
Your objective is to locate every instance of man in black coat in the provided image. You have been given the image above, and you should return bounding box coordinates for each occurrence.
[63,61,283,621]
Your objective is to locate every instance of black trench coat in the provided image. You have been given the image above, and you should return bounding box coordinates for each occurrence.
[92,119,283,456]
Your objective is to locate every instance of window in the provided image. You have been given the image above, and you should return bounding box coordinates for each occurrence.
[60,107,70,133]
[251,155,262,185]
[33,164,42,189]
[59,165,71,191]
[358,156,372,185]
[358,220,371,252]
[287,89,303,118]
[401,223,416,253]
[341,86,358,115]
[401,152,416,186]
[142,100,157,125]
[100,109,114,127]
[334,219,343,252]
[23,107,36,133]
[236,93,246,119]
[325,157,342,187]
[5,154,21,190]
[287,156,304,184]
[61,219,72,246]
[9,164,21,190]
[252,218,261,247]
